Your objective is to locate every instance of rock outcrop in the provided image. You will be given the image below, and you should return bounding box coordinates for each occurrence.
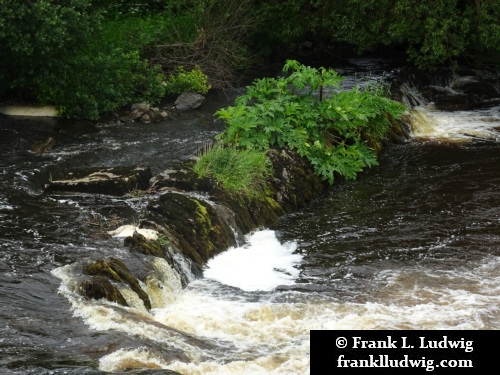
[75,149,327,309]
[44,166,152,196]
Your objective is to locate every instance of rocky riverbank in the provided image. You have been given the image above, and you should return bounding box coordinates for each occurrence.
[44,139,329,307]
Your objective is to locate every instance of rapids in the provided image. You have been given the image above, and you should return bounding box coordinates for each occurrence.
[0,59,499,374]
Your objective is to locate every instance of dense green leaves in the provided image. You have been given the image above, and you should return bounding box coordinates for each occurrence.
[0,0,167,119]
[0,0,100,99]
[255,0,500,69]
[35,49,166,120]
[1,0,496,120]
[164,66,211,95]
[215,60,406,185]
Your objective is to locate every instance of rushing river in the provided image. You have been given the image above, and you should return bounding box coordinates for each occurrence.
[0,60,499,375]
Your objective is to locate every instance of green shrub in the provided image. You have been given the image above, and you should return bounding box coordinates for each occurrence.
[164,66,211,95]
[35,49,166,120]
[254,1,500,69]
[193,145,272,200]
[0,1,168,119]
[214,60,407,185]
[0,0,101,100]
[98,9,199,53]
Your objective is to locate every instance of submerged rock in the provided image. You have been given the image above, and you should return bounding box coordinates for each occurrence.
[32,137,56,154]
[44,166,152,196]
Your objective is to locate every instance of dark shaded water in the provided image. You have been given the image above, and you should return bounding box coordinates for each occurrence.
[0,62,499,374]
[276,141,500,309]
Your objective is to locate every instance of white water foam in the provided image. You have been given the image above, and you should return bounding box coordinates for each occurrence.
[202,229,301,291]
[0,199,14,211]
[107,256,500,373]
[52,238,500,374]
[410,106,500,141]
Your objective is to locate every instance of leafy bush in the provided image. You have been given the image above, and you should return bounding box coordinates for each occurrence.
[214,60,406,185]
[164,66,211,95]
[254,0,500,69]
[98,9,199,54]
[93,0,177,18]
[193,145,272,200]
[0,0,100,100]
[150,0,257,90]
[0,0,167,119]
[34,47,166,120]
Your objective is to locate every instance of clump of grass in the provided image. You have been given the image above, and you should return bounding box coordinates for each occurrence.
[156,234,170,247]
[193,144,272,200]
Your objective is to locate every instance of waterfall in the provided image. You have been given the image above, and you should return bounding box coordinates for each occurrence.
[395,69,500,142]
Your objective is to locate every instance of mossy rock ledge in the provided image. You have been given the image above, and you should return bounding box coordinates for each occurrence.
[78,148,328,308]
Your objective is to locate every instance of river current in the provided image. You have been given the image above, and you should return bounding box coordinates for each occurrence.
[0,60,499,374]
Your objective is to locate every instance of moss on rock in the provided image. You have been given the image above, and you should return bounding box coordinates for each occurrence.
[77,146,329,306]
[79,276,129,307]
[146,192,236,265]
[83,257,151,310]
[124,231,167,258]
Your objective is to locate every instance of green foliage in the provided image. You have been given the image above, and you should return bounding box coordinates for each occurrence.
[0,0,101,99]
[156,233,170,247]
[150,0,257,90]
[215,60,406,185]
[93,0,178,18]
[254,0,500,69]
[193,145,272,200]
[36,49,166,120]
[164,66,211,95]
[0,0,167,119]
[98,9,198,54]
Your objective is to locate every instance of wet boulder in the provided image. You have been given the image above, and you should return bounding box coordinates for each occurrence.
[79,276,129,307]
[146,192,236,265]
[144,148,326,267]
[434,93,470,111]
[123,229,199,287]
[391,66,500,111]
[83,257,151,310]
[451,79,500,100]
[124,230,167,258]
[267,149,327,214]
[44,166,152,196]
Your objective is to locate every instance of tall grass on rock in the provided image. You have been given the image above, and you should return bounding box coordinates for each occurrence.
[193,145,272,200]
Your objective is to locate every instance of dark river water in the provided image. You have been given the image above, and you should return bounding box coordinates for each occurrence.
[0,61,499,374]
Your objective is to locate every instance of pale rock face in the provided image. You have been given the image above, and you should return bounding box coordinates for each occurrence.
[175,91,205,111]
[107,224,159,240]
